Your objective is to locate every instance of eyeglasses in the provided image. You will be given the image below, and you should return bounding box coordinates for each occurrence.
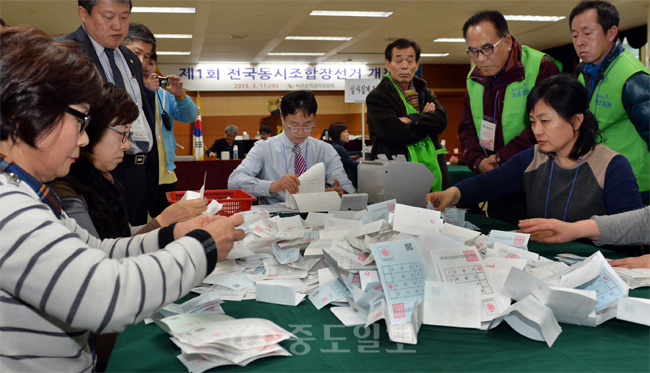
[106,126,134,143]
[466,36,506,58]
[285,125,314,133]
[66,107,91,133]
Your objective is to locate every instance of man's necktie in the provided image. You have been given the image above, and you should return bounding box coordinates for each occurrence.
[106,48,149,153]
[104,48,126,89]
[293,145,306,176]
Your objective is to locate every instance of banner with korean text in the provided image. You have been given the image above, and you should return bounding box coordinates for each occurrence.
[158,64,388,91]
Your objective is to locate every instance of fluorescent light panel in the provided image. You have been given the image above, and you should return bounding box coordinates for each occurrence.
[421,53,450,57]
[157,51,191,55]
[434,38,465,43]
[286,36,353,41]
[155,34,192,39]
[132,7,195,13]
[310,11,392,17]
[504,15,566,22]
[268,53,325,56]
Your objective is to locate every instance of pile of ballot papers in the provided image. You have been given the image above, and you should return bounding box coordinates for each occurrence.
[556,253,650,289]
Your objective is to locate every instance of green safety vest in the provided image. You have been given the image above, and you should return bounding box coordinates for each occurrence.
[467,46,562,146]
[383,73,446,192]
[578,50,650,192]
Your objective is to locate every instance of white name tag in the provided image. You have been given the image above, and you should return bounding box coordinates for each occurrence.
[130,105,150,143]
[479,118,496,151]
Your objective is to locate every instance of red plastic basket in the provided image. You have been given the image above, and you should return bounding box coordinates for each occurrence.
[166,189,256,216]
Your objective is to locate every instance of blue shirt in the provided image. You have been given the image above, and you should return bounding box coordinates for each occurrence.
[155,89,198,171]
[228,132,354,204]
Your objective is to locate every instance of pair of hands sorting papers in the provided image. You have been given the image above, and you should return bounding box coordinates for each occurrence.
[284,162,342,212]
[149,199,647,370]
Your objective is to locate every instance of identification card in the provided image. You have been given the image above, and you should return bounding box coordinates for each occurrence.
[479,117,496,151]
[130,105,150,142]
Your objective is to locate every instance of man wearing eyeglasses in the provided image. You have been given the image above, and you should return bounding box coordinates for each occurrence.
[228,90,354,205]
[459,10,561,224]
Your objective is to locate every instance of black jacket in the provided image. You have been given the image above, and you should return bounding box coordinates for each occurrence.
[57,26,159,225]
[366,75,450,188]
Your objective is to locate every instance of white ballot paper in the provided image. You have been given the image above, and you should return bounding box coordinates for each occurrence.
[440,223,481,245]
[255,281,306,306]
[489,295,562,347]
[488,230,530,250]
[423,281,482,329]
[370,240,426,325]
[285,163,341,212]
[386,300,423,345]
[309,278,352,310]
[158,313,234,334]
[431,247,505,321]
[392,204,442,236]
[501,268,598,325]
[163,290,223,315]
[367,199,396,222]
[331,306,368,326]
[616,297,650,326]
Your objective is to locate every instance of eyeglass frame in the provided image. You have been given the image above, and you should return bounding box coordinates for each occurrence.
[284,125,314,133]
[106,126,134,143]
[466,36,507,58]
[66,107,91,133]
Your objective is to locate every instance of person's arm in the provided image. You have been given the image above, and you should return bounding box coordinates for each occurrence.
[334,143,359,172]
[227,141,274,197]
[602,155,644,215]
[493,57,560,165]
[60,197,100,239]
[593,206,650,246]
[409,88,448,136]
[366,89,433,147]
[166,89,198,124]
[323,145,355,194]
[206,139,220,159]
[458,92,489,174]
[454,146,532,206]
[621,72,650,150]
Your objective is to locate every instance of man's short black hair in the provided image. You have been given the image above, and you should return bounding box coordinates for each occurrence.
[149,51,158,62]
[259,125,272,134]
[124,23,156,52]
[281,90,317,117]
[384,39,421,62]
[569,1,619,32]
[462,10,509,39]
[0,18,6,27]
[78,0,132,15]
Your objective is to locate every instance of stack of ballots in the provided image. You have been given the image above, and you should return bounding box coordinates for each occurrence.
[181,189,650,349]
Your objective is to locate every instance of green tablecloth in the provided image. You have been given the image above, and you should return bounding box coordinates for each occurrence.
[106,214,650,372]
[448,165,475,187]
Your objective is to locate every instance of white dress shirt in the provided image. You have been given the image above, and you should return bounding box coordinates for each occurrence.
[228,131,355,204]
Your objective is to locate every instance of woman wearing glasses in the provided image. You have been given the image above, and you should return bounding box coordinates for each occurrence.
[50,82,207,239]
[426,74,643,229]
[0,27,245,372]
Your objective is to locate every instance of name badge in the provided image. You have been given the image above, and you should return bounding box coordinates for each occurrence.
[479,117,496,151]
[130,105,150,143]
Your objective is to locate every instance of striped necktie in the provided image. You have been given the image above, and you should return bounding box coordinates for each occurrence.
[293,145,306,176]
[104,48,126,89]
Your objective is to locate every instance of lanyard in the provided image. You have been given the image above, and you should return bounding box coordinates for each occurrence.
[544,155,583,221]
[282,140,308,174]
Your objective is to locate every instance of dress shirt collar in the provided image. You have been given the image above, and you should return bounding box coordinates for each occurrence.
[279,131,308,153]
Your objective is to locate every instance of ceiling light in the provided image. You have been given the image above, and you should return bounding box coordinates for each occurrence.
[268,53,326,56]
[155,34,192,39]
[286,36,353,41]
[434,38,465,43]
[132,7,195,13]
[504,15,566,22]
[421,53,450,57]
[157,52,191,56]
[310,11,392,17]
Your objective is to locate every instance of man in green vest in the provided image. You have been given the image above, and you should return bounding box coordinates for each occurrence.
[459,10,562,224]
[366,38,450,192]
[570,0,650,204]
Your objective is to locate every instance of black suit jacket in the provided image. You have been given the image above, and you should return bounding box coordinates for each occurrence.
[57,26,159,224]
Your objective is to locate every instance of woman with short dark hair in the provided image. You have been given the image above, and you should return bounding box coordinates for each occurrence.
[427,74,642,224]
[328,121,359,188]
[0,27,243,372]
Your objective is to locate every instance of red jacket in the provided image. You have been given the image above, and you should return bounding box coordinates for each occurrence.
[458,38,561,173]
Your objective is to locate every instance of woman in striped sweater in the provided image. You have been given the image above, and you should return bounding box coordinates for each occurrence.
[0,27,245,372]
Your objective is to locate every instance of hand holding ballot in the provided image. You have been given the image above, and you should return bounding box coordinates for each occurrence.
[518,218,600,244]
[173,214,246,262]
[425,187,461,211]
[270,174,301,194]
[156,198,209,227]
[325,178,346,197]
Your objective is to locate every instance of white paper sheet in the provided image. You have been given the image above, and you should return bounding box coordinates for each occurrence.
[423,281,482,329]
[489,295,562,347]
[367,199,397,222]
[616,297,650,326]
[392,204,442,236]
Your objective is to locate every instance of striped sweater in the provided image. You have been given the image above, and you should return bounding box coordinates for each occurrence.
[0,172,217,372]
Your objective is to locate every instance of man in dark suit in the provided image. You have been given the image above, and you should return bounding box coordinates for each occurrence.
[57,0,158,226]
